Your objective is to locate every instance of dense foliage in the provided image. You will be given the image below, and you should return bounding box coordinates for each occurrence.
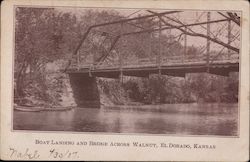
[100,73,238,105]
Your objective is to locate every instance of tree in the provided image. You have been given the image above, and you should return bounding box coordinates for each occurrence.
[15,7,53,98]
[15,7,79,104]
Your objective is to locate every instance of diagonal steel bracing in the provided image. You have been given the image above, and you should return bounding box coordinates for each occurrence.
[65,10,240,74]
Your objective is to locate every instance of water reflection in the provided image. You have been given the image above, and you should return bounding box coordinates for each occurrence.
[13,103,238,136]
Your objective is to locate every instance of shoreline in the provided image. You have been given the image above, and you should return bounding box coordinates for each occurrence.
[101,102,238,113]
[14,102,238,113]
[14,105,75,112]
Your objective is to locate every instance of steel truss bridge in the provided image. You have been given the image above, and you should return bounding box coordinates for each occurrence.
[65,10,240,78]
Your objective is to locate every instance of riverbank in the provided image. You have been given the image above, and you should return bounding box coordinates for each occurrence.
[102,102,238,114]
[14,101,238,113]
[14,105,74,112]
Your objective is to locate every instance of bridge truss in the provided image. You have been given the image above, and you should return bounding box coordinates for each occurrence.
[65,9,240,78]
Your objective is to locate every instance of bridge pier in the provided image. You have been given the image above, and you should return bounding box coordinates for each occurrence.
[69,74,100,108]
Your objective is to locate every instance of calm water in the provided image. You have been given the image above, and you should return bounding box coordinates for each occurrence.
[13,103,238,136]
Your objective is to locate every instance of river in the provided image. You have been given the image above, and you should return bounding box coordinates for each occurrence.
[13,103,238,136]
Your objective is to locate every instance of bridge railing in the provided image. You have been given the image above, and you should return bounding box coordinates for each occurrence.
[69,50,239,71]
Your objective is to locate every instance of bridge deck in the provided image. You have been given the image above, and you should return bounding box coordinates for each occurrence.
[66,60,239,78]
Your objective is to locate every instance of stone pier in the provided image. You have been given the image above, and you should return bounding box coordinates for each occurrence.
[69,74,100,108]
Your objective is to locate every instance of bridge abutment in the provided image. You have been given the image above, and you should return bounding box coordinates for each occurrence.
[69,74,100,108]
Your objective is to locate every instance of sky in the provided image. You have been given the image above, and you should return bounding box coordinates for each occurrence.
[55,7,240,53]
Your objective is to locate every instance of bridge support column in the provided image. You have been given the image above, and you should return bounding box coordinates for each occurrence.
[69,74,100,108]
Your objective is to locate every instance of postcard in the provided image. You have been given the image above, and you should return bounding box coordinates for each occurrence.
[1,0,249,161]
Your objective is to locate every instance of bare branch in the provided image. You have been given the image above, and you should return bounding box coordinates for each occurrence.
[158,16,239,53]
[218,11,240,26]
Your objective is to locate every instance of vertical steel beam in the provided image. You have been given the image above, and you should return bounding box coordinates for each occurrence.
[228,20,231,59]
[158,16,162,76]
[119,23,124,83]
[206,11,211,72]
[149,32,152,61]
[183,27,187,63]
[89,48,93,77]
